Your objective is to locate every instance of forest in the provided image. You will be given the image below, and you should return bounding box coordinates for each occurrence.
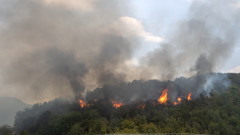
[1,73,240,135]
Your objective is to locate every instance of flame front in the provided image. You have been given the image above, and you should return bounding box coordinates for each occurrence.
[79,100,87,108]
[112,100,124,108]
[187,93,192,101]
[158,89,168,104]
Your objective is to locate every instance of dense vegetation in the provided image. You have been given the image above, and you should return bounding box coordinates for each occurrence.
[4,73,240,135]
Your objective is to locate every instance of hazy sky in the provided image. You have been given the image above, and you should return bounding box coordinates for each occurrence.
[130,0,190,59]
[131,0,240,72]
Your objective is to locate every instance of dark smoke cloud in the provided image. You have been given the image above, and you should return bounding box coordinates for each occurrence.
[0,0,239,103]
[0,0,136,103]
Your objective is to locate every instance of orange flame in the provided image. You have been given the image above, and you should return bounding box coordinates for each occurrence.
[187,93,192,101]
[178,97,182,102]
[173,102,178,105]
[79,100,87,108]
[112,100,124,108]
[173,97,182,105]
[158,89,168,104]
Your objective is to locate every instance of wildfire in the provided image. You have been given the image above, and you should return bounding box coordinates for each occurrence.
[79,91,192,108]
[79,100,87,108]
[173,97,182,105]
[158,89,168,104]
[187,93,192,101]
[178,97,182,102]
[112,100,124,108]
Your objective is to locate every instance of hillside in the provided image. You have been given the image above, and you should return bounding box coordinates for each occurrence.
[0,97,30,126]
[13,73,240,135]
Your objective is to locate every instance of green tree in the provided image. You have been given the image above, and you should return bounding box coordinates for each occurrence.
[140,123,158,133]
[88,118,108,134]
[119,119,137,133]
[120,120,135,129]
[67,123,84,135]
[133,115,147,126]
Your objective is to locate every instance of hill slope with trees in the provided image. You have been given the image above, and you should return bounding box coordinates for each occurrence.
[12,73,240,135]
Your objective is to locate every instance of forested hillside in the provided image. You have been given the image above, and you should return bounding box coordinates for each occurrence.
[11,73,240,135]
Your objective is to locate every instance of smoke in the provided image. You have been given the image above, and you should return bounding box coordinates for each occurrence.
[135,0,240,101]
[143,0,240,80]
[0,0,239,103]
[85,73,230,103]
[0,0,137,103]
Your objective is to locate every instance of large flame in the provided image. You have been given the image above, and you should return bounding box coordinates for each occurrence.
[187,93,192,101]
[158,89,168,104]
[79,99,87,108]
[112,100,124,108]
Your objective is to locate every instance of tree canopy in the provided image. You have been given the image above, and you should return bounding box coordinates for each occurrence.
[13,73,240,135]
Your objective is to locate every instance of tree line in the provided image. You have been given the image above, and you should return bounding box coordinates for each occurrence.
[1,73,240,135]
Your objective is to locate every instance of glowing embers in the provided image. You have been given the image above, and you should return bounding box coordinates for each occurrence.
[187,93,192,101]
[112,100,124,108]
[173,97,182,105]
[158,89,168,104]
[79,99,88,108]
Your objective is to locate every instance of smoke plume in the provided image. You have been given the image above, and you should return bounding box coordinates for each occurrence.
[143,0,240,80]
[0,0,239,103]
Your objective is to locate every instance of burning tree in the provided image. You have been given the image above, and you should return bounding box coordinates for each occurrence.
[158,89,168,104]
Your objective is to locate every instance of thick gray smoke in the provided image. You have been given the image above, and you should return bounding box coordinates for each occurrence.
[0,0,239,103]
[0,0,136,103]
